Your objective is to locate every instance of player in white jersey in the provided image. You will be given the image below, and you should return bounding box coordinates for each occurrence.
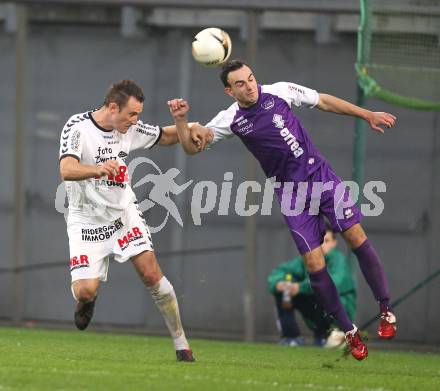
[59,80,210,362]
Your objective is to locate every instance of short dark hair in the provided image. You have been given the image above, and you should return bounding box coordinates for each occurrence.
[325,223,335,236]
[220,59,250,87]
[103,79,145,110]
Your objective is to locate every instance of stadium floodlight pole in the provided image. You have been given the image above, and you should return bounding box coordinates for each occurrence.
[13,3,28,326]
[242,9,259,343]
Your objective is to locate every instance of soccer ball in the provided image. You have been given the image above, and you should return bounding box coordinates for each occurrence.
[192,28,232,67]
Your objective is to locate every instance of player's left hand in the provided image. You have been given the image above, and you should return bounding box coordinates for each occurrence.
[189,123,213,151]
[367,112,397,133]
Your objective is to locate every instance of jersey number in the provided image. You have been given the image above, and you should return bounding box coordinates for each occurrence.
[95,165,128,182]
[108,165,128,183]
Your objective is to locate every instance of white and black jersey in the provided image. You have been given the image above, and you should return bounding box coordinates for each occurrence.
[59,111,162,224]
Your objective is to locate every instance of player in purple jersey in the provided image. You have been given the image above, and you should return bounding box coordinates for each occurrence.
[168,60,397,361]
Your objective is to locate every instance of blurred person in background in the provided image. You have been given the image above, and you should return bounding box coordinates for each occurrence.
[267,227,356,348]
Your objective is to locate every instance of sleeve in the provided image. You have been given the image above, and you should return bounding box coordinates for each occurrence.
[59,117,83,162]
[127,120,162,152]
[265,82,319,109]
[205,107,236,150]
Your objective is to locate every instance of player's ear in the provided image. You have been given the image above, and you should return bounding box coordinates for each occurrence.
[108,102,119,114]
[224,86,234,98]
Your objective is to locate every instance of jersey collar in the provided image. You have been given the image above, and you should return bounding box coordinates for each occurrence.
[89,111,114,133]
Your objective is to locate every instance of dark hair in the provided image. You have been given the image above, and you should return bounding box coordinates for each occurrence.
[103,79,145,110]
[220,59,250,87]
[324,222,335,236]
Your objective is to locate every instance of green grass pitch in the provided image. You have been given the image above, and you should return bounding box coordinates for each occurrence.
[0,328,439,391]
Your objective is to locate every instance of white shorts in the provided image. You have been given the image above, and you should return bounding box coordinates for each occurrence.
[67,202,153,282]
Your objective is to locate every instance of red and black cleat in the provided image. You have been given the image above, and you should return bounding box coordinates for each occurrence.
[345,330,368,361]
[377,311,397,339]
[74,296,97,331]
[176,349,195,362]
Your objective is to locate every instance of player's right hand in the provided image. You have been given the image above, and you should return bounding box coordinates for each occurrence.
[96,159,120,177]
[168,98,190,120]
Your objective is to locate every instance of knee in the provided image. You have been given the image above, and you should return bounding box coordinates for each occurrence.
[346,231,367,249]
[302,247,326,273]
[343,224,368,249]
[304,257,325,273]
[132,251,163,287]
[73,285,97,303]
[307,262,323,273]
[140,270,162,287]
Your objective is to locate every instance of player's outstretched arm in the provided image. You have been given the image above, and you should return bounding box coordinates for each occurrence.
[158,126,179,145]
[60,156,119,181]
[316,93,397,133]
[158,123,211,148]
[167,98,213,155]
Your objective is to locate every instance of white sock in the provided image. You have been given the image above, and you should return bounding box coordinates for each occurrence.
[148,276,189,351]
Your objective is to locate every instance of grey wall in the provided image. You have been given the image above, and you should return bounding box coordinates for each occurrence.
[1,21,439,344]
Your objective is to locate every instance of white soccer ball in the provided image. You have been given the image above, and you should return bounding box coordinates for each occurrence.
[192,28,232,67]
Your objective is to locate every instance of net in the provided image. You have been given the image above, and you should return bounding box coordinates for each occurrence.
[357,0,440,110]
